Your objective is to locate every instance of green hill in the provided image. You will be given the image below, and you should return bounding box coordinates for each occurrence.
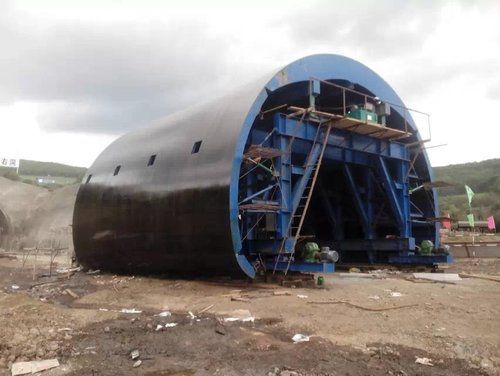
[434,159,500,222]
[19,159,87,179]
[0,159,87,185]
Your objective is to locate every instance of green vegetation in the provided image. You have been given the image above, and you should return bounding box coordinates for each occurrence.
[19,159,87,181]
[434,159,500,223]
[0,159,87,186]
[0,167,21,181]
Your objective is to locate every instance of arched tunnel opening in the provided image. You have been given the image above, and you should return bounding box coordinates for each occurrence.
[0,208,11,248]
[237,78,439,271]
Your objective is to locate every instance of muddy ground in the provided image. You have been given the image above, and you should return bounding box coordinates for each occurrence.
[0,252,499,375]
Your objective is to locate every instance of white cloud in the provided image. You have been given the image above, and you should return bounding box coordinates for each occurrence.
[0,102,115,166]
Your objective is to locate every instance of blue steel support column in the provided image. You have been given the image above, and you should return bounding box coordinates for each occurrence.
[274,114,292,241]
[397,154,412,241]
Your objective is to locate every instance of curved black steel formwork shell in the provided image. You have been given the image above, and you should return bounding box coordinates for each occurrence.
[73,54,439,278]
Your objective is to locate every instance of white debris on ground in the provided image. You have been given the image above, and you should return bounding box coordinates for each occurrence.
[11,358,60,375]
[292,334,310,344]
[120,308,142,314]
[157,311,171,317]
[390,291,403,298]
[130,350,139,360]
[415,357,434,366]
[413,273,462,282]
[222,309,255,323]
[296,295,308,299]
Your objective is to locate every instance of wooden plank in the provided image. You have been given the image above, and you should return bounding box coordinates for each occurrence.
[287,106,411,140]
[331,117,409,139]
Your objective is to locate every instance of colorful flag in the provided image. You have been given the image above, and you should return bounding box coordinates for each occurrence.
[465,185,474,207]
[442,213,451,230]
[487,216,496,230]
[466,213,474,228]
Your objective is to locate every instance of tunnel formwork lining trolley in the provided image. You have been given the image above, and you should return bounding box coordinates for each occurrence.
[73,54,451,279]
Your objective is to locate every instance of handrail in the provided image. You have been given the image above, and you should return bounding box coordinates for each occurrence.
[309,77,432,140]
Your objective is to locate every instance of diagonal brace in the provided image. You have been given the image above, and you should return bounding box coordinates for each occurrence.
[343,164,372,238]
[375,156,405,234]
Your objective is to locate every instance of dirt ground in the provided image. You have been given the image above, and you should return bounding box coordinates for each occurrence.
[0,252,499,376]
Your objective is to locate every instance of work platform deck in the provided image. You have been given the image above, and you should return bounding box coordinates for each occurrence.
[287,106,411,140]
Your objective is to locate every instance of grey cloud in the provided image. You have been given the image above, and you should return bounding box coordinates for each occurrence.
[284,0,442,59]
[392,59,500,102]
[0,5,235,133]
[1,0,498,136]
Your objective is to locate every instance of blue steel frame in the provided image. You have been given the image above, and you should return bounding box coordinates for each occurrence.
[229,55,442,277]
[241,113,420,268]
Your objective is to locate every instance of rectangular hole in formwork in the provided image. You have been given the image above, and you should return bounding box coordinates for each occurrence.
[191,140,202,154]
[147,154,157,166]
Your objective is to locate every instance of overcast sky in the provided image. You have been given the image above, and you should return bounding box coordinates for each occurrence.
[1,0,499,167]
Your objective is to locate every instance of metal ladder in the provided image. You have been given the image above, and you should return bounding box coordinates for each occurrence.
[273,121,332,275]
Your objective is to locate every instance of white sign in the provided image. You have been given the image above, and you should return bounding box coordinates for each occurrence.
[0,157,19,168]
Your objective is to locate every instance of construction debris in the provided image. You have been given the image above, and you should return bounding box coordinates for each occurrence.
[56,266,81,274]
[11,359,60,375]
[273,290,291,296]
[415,357,434,366]
[413,273,461,282]
[292,334,310,343]
[157,311,171,317]
[308,300,418,312]
[130,349,140,360]
[231,296,251,302]
[121,308,142,314]
[222,309,255,323]
[459,273,500,283]
[133,360,142,368]
[64,288,79,298]
[198,304,215,314]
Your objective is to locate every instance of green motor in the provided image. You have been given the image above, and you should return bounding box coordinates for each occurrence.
[303,242,320,262]
[419,240,434,256]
